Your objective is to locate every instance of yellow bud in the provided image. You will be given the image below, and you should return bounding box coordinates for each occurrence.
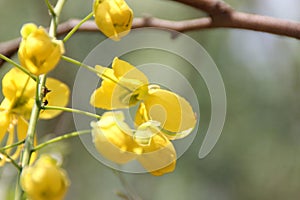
[21,155,70,200]
[18,23,64,75]
[93,0,133,41]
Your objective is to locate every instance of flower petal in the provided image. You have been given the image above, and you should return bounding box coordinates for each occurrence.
[0,111,10,142]
[90,64,144,109]
[39,78,70,119]
[140,88,197,139]
[91,112,138,164]
[137,133,176,176]
[2,68,36,101]
[112,58,148,85]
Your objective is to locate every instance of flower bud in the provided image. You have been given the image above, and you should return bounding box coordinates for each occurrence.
[21,155,70,200]
[18,23,64,75]
[93,0,133,41]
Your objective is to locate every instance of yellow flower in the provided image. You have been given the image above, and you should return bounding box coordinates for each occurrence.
[0,68,70,166]
[90,57,197,139]
[18,23,64,75]
[90,57,148,109]
[93,0,133,41]
[91,111,137,164]
[91,111,176,176]
[21,155,70,200]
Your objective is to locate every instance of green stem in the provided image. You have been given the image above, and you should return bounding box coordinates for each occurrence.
[63,12,94,42]
[43,105,101,119]
[61,55,132,92]
[61,55,100,74]
[0,150,21,171]
[49,0,66,37]
[15,75,46,199]
[0,54,37,81]
[15,0,67,199]
[33,130,90,151]
[0,140,25,151]
[44,0,56,18]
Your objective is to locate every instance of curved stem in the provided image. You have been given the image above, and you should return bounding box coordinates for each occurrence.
[0,140,25,151]
[0,150,21,171]
[63,12,94,42]
[33,130,91,151]
[42,105,101,119]
[0,54,37,81]
[61,55,132,92]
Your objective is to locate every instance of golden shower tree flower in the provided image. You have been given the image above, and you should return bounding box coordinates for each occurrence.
[93,0,133,41]
[90,57,197,139]
[18,23,65,75]
[0,68,70,166]
[91,111,176,176]
[21,155,70,200]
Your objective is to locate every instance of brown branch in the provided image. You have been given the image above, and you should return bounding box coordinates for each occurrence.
[1,0,300,66]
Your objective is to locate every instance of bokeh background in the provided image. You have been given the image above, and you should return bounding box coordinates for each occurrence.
[1,0,300,199]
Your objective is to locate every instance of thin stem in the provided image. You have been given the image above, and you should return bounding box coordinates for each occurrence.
[44,0,56,18]
[42,105,101,119]
[61,55,132,92]
[49,0,66,37]
[0,140,25,151]
[0,150,21,171]
[33,130,91,151]
[0,54,37,81]
[15,0,67,198]
[63,12,94,42]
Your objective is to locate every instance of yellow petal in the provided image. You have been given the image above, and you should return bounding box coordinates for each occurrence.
[21,155,70,200]
[94,1,119,40]
[137,133,176,176]
[2,68,36,101]
[140,88,197,139]
[93,0,133,40]
[20,23,37,39]
[39,78,70,119]
[0,111,10,142]
[112,58,148,85]
[10,116,28,160]
[18,24,64,75]
[90,64,146,109]
[91,111,138,164]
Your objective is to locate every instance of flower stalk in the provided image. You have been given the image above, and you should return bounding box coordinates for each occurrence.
[14,0,67,199]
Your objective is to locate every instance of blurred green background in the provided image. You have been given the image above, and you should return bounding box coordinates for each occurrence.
[1,0,300,199]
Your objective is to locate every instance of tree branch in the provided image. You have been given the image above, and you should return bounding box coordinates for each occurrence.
[1,0,300,67]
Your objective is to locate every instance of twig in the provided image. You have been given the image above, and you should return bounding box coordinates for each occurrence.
[1,0,300,67]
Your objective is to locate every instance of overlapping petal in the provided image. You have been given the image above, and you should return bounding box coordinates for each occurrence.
[18,23,64,75]
[93,0,133,40]
[21,155,70,200]
[90,57,148,109]
[136,88,197,139]
[91,111,177,175]
[91,111,138,164]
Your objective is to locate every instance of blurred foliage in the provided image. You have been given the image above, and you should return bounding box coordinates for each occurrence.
[1,0,300,200]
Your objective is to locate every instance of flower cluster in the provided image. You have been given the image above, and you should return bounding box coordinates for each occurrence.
[90,58,197,175]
